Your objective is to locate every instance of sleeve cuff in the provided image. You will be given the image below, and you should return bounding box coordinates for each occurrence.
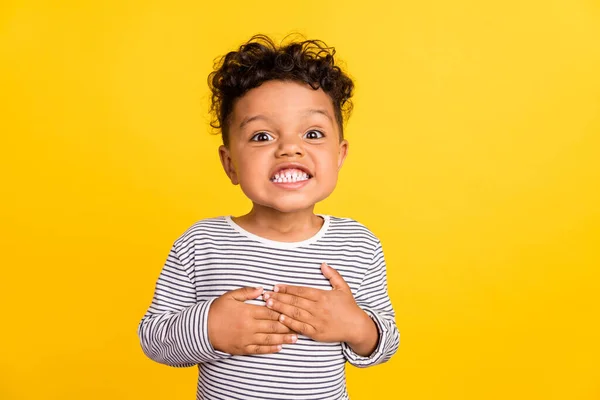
[342,309,389,368]
[193,298,232,363]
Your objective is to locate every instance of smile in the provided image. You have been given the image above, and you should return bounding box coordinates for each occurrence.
[270,168,311,183]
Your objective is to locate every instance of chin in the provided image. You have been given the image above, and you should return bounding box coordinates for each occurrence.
[250,194,323,213]
[244,188,333,214]
[263,202,316,214]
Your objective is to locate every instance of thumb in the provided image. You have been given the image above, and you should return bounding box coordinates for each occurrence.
[229,286,264,302]
[321,263,350,291]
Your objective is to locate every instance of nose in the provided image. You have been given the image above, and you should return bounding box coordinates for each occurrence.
[276,135,304,158]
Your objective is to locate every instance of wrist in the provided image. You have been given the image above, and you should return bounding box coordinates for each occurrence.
[207,299,223,351]
[346,310,378,356]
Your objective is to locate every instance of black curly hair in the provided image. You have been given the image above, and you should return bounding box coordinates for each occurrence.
[208,34,354,147]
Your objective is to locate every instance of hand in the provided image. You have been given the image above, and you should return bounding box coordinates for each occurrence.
[208,286,298,355]
[263,263,378,355]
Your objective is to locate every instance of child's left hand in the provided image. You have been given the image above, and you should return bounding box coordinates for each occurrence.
[263,263,378,356]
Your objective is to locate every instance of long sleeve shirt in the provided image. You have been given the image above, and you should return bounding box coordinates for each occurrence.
[138,215,400,400]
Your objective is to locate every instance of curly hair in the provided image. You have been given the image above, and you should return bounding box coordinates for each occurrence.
[208,34,354,147]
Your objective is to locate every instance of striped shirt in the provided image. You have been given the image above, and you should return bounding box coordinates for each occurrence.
[138,215,399,400]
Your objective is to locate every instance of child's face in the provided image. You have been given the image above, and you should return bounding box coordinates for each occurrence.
[219,80,348,214]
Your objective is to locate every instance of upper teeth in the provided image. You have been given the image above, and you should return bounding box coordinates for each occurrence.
[271,168,310,183]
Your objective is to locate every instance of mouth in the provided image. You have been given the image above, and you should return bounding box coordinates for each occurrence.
[270,165,313,183]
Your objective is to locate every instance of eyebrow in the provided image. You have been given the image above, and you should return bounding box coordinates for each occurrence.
[239,108,333,129]
[239,114,271,129]
[303,108,334,124]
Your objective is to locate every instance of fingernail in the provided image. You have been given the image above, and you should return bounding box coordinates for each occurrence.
[256,286,264,292]
[266,300,273,308]
[291,335,297,343]
[263,293,270,300]
[277,345,282,351]
[279,315,285,322]
[274,286,280,293]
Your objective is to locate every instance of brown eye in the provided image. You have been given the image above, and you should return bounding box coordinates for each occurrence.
[303,130,324,139]
[251,132,273,142]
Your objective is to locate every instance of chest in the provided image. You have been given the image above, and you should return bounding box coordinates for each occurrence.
[191,245,368,301]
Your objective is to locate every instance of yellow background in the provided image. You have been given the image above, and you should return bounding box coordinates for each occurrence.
[1,0,599,399]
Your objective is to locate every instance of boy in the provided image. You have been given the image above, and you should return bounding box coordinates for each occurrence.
[138,34,399,400]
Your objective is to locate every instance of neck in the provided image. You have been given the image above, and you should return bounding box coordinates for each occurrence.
[233,204,323,241]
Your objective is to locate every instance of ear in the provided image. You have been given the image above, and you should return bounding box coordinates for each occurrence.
[218,145,239,185]
[337,139,349,170]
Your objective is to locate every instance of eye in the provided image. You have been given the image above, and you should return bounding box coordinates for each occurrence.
[303,130,324,140]
[251,132,274,142]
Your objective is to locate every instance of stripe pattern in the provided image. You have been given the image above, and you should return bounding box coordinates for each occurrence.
[138,216,399,400]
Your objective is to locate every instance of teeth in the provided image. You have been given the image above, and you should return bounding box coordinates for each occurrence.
[271,168,310,183]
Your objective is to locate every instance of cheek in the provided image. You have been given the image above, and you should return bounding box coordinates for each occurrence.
[316,152,342,181]
[236,152,268,181]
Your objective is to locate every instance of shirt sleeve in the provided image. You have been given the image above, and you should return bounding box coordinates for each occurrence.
[342,241,400,367]
[137,246,231,367]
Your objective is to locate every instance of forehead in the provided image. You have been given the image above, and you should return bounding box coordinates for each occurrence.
[230,80,336,127]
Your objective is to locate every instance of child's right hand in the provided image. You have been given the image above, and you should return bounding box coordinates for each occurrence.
[207,286,298,355]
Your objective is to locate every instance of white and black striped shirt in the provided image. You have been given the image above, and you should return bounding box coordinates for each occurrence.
[138,215,399,400]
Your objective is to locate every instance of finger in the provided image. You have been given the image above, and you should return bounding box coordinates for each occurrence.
[267,298,313,321]
[228,286,264,302]
[245,344,283,355]
[248,305,282,321]
[320,263,351,291]
[278,314,317,338]
[273,284,321,301]
[251,333,298,347]
[263,292,315,311]
[255,320,293,334]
